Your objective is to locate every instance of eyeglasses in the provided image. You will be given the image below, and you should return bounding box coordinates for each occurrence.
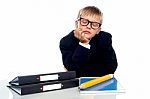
[78,17,101,29]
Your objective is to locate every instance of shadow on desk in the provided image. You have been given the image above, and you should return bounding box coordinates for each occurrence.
[8,87,116,99]
[0,80,12,99]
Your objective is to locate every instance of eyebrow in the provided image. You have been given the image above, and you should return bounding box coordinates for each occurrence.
[81,17,101,24]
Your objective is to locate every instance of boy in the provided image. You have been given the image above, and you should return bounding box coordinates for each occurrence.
[59,6,118,77]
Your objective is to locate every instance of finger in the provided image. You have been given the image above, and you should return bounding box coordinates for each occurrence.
[78,28,82,31]
[78,28,82,35]
[77,28,82,39]
[81,33,90,43]
[81,32,84,37]
[80,32,85,40]
[80,33,87,42]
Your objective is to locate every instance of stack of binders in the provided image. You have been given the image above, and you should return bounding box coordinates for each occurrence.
[8,71,79,95]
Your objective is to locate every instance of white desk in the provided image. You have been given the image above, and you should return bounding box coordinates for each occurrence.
[0,80,124,99]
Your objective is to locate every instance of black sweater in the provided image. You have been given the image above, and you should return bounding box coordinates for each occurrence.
[59,30,118,77]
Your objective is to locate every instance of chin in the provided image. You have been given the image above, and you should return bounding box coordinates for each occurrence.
[85,34,91,39]
[85,35,94,40]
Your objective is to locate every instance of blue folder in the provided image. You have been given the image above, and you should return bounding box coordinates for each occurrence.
[79,77,125,94]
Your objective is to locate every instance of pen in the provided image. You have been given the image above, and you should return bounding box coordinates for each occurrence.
[79,74,114,89]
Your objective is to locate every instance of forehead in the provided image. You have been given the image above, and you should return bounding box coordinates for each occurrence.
[81,14,101,23]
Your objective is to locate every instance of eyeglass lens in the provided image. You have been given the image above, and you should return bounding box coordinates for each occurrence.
[80,18,101,29]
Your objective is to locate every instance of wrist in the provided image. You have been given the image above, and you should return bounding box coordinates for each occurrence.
[81,41,89,45]
[79,42,91,49]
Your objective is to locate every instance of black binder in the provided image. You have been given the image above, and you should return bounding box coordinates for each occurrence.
[9,71,76,86]
[8,78,79,95]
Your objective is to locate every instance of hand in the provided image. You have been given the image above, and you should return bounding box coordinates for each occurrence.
[74,28,90,44]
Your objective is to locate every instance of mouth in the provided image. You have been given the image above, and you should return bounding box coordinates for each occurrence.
[82,31,91,34]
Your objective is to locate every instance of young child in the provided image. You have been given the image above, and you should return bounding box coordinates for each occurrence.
[59,6,118,77]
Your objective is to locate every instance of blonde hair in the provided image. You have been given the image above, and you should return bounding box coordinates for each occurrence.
[77,6,103,24]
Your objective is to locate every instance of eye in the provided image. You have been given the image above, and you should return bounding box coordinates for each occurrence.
[81,19,88,24]
[92,22,100,27]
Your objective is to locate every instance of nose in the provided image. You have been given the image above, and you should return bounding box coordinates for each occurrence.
[86,23,92,29]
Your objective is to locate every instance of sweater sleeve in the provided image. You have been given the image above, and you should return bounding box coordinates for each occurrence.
[59,35,91,75]
[102,34,118,74]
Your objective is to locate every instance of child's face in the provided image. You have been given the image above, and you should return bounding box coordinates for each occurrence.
[76,15,101,40]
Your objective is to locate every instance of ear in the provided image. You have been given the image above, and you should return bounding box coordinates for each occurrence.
[75,21,78,28]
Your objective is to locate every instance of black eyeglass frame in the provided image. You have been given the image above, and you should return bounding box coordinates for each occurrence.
[78,17,102,29]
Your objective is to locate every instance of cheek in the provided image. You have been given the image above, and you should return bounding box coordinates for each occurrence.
[75,21,81,29]
[91,31,98,36]
[86,31,97,38]
[96,28,101,34]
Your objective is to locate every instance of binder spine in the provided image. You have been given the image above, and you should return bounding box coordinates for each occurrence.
[21,79,79,95]
[16,71,76,85]
[9,71,78,95]
[59,71,76,80]
[19,76,40,85]
[22,84,42,95]
[62,79,79,89]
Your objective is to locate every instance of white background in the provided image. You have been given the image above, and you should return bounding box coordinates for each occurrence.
[0,0,150,99]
